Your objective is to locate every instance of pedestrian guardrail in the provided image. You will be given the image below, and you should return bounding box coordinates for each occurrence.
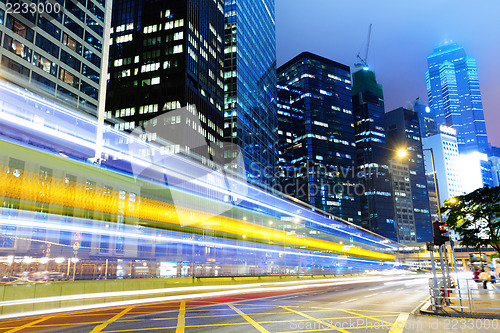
[429,278,500,314]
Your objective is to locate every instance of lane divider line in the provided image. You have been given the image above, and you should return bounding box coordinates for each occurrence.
[228,304,269,333]
[4,316,55,333]
[337,308,392,325]
[89,306,134,333]
[281,306,350,333]
[388,313,410,333]
[175,301,186,333]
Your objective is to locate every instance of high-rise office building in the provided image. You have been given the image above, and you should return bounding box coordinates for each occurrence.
[488,147,500,187]
[458,151,494,194]
[351,68,395,239]
[412,98,436,138]
[106,0,225,162]
[386,107,432,243]
[277,52,360,224]
[277,83,304,198]
[426,42,488,153]
[422,125,463,202]
[0,0,111,117]
[411,98,439,223]
[224,0,277,187]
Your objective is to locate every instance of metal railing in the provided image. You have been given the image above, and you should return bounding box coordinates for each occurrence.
[429,278,500,314]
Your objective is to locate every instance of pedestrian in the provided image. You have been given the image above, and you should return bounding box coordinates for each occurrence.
[478,269,489,289]
[473,268,480,283]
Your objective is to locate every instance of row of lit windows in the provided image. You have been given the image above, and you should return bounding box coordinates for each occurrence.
[112,23,134,34]
[115,34,133,43]
[114,57,134,67]
[164,115,181,125]
[116,107,135,117]
[141,77,160,86]
[114,121,136,131]
[139,104,159,115]
[143,20,185,35]
[164,101,181,111]
[141,62,160,73]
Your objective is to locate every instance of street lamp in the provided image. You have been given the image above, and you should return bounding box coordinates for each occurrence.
[398,147,453,306]
[397,147,442,222]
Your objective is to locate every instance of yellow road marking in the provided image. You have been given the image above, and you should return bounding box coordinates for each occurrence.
[4,316,55,333]
[175,301,186,333]
[280,324,399,333]
[103,321,251,332]
[388,313,409,333]
[90,306,134,333]
[337,308,392,325]
[228,304,269,333]
[281,306,350,333]
[252,314,398,325]
[341,308,401,314]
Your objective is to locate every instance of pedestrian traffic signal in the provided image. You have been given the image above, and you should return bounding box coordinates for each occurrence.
[432,221,450,246]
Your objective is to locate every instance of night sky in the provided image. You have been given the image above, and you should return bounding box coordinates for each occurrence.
[276,0,500,147]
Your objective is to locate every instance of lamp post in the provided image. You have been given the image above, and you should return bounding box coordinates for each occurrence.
[397,147,448,306]
[397,148,441,221]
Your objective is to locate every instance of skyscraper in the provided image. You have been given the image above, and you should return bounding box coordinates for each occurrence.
[426,42,488,153]
[351,68,395,239]
[106,0,225,162]
[386,107,432,243]
[411,98,439,225]
[412,98,436,138]
[277,52,360,224]
[422,125,463,202]
[224,0,277,187]
[0,0,111,117]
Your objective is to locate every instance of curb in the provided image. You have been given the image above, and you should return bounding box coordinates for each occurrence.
[419,303,500,320]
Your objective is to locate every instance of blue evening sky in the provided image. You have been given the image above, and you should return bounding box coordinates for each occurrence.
[276,0,500,146]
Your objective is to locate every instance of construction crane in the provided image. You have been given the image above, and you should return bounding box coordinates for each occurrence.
[355,24,372,69]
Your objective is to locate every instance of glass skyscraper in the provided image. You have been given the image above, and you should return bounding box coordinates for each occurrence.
[277,52,360,224]
[426,42,488,153]
[351,68,395,239]
[0,0,110,117]
[106,0,225,163]
[224,0,277,187]
[386,107,432,243]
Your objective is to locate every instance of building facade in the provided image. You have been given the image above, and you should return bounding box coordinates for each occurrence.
[224,0,277,187]
[426,42,488,153]
[422,125,463,202]
[412,98,436,138]
[277,52,360,224]
[458,151,494,194]
[488,147,500,187]
[106,0,225,163]
[386,107,432,243]
[351,68,395,239]
[0,0,111,117]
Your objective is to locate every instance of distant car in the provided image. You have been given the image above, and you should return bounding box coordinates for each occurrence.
[0,276,31,285]
[44,272,67,281]
[27,271,67,282]
[0,276,18,284]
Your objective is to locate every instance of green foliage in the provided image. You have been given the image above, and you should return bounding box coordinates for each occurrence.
[441,185,500,254]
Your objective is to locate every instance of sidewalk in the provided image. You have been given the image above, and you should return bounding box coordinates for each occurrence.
[420,282,500,319]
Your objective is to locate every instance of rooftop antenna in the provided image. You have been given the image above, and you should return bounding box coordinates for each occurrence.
[355,24,372,69]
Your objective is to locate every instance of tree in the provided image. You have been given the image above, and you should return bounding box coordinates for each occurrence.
[441,185,500,255]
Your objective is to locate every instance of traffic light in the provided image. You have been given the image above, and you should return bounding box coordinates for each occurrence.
[432,221,450,246]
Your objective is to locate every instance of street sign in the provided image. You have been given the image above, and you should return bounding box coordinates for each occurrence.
[72,241,81,251]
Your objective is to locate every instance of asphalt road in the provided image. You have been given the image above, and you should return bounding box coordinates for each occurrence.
[1,275,498,332]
